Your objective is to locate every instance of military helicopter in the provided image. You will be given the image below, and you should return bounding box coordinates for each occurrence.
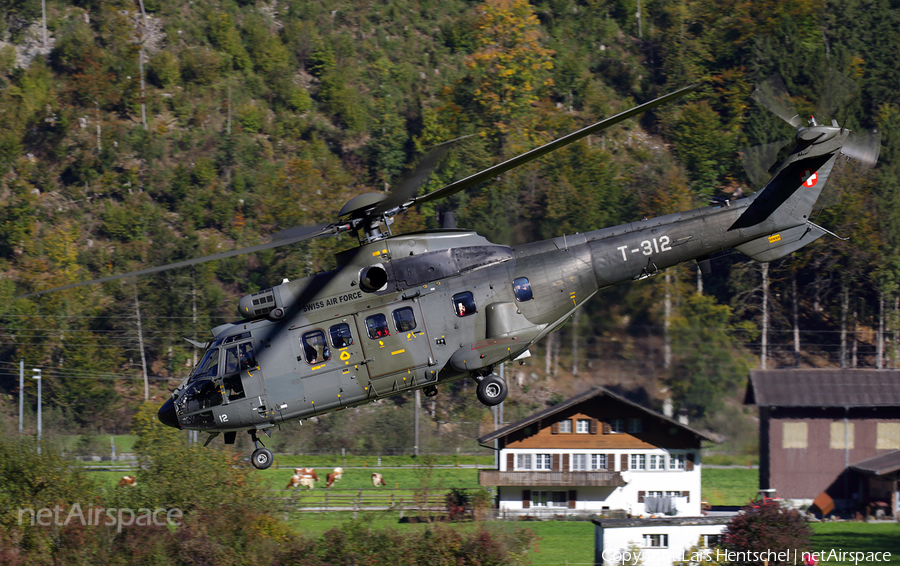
[25,78,879,469]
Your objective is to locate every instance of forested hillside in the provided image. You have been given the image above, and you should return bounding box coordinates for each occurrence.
[1,0,899,449]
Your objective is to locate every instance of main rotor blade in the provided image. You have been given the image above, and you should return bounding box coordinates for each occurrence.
[18,223,333,298]
[817,69,857,121]
[753,75,802,128]
[370,136,468,216]
[411,84,698,206]
[739,140,791,189]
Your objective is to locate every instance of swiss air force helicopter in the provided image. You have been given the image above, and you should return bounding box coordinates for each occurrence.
[25,78,880,469]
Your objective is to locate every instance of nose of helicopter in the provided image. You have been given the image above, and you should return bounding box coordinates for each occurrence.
[157,397,181,429]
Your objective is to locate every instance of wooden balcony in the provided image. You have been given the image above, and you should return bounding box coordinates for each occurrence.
[479,470,624,487]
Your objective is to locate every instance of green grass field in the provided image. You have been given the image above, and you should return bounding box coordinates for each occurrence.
[811,522,900,565]
[701,467,759,506]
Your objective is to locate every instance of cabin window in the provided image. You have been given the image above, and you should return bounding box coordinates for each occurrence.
[393,307,417,332]
[670,453,686,470]
[301,330,331,364]
[610,418,625,433]
[591,454,607,470]
[513,277,533,302]
[532,491,567,507]
[329,323,354,348]
[452,292,477,317]
[558,419,572,433]
[576,419,591,433]
[365,314,391,339]
[628,418,643,433]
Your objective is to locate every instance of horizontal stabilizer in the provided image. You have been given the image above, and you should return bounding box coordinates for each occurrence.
[735,224,826,262]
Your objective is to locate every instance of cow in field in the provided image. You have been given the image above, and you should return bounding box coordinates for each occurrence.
[325,467,344,488]
[285,467,318,490]
[118,475,137,487]
[372,472,386,487]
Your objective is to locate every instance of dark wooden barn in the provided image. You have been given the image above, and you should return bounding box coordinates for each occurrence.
[745,369,900,516]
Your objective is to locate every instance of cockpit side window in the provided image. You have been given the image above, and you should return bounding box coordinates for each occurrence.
[301,330,331,364]
[224,346,240,374]
[330,323,354,348]
[238,342,257,370]
[452,292,476,317]
[513,277,533,302]
[365,314,390,339]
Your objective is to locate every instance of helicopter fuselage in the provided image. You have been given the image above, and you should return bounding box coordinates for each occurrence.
[168,154,834,435]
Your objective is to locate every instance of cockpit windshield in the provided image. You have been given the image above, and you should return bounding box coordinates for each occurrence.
[189,347,220,382]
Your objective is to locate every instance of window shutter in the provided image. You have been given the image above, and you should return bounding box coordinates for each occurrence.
[686,452,695,471]
[552,454,560,471]
[608,454,615,471]
[590,419,599,434]
[551,422,559,434]
[568,490,577,509]
[603,423,611,435]
[621,454,628,471]
[682,491,690,503]
[638,491,645,503]
[506,453,514,471]
[562,454,570,472]
[522,490,531,509]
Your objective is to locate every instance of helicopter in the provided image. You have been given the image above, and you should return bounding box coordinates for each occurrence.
[24,78,880,469]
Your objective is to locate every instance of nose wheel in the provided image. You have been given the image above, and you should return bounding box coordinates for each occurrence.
[249,430,273,470]
[475,374,507,406]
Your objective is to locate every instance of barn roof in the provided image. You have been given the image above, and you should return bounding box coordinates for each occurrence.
[744,369,900,408]
[850,450,900,476]
[477,386,718,445]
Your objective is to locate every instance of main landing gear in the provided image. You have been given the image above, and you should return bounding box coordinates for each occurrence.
[249,430,273,470]
[473,373,508,406]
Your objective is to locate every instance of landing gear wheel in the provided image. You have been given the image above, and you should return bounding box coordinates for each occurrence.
[251,447,273,470]
[476,375,507,406]
[423,385,438,398]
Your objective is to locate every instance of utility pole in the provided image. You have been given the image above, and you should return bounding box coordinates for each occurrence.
[19,360,24,434]
[134,286,149,400]
[33,368,42,454]
[761,263,769,370]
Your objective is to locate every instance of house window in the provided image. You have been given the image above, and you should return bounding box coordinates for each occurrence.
[576,419,591,433]
[452,292,477,317]
[558,419,572,433]
[666,491,682,498]
[649,454,664,471]
[876,423,900,450]
[572,454,588,471]
[643,534,668,548]
[783,422,808,449]
[513,277,533,302]
[535,454,552,470]
[610,418,624,433]
[702,534,720,548]
[631,454,646,470]
[830,422,855,449]
[532,491,567,507]
[647,491,664,497]
[591,454,607,470]
[670,454,685,470]
[628,418,643,433]
[516,453,532,470]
